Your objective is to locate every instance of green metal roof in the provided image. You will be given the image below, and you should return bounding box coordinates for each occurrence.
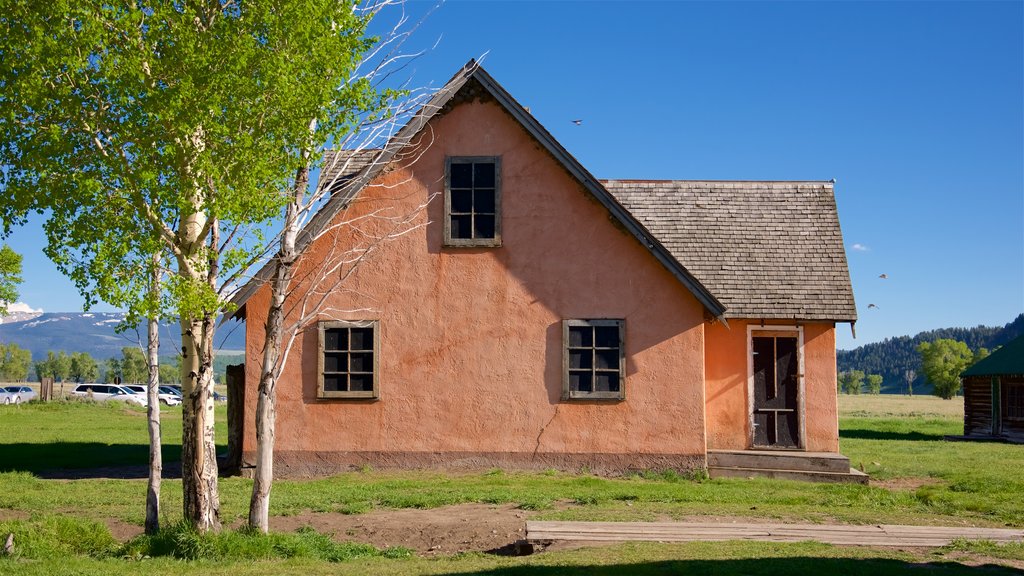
[962,334,1024,377]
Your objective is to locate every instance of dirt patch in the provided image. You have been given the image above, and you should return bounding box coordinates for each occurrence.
[269,503,530,555]
[105,518,144,541]
[0,510,30,522]
[870,477,941,491]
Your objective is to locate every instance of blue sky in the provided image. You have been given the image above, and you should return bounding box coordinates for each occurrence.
[4,1,1022,351]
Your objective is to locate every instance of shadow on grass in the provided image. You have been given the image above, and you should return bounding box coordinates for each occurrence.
[0,442,185,479]
[840,428,947,441]
[447,558,1019,575]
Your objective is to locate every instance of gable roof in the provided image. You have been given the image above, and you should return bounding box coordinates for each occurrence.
[962,334,1024,377]
[229,60,726,320]
[604,180,857,322]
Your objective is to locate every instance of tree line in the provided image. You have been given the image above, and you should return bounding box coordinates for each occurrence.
[839,337,991,399]
[0,344,235,385]
[837,314,1023,393]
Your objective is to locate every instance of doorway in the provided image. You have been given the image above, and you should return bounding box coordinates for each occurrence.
[750,329,802,449]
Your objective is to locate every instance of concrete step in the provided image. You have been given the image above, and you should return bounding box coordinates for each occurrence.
[708,465,869,485]
[707,449,851,473]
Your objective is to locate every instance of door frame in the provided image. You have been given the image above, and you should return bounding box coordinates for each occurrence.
[746,324,805,450]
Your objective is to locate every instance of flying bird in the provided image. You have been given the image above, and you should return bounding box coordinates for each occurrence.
[879,274,888,279]
[572,119,582,126]
[867,304,879,309]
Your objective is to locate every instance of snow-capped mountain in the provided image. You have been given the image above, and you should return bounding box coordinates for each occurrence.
[0,312,246,359]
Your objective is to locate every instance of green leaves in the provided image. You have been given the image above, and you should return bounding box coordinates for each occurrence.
[0,244,23,315]
[917,339,980,399]
[0,0,392,322]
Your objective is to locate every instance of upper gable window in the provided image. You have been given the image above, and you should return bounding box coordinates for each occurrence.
[444,156,501,247]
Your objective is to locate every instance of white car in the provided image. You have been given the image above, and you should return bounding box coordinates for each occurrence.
[70,384,148,406]
[123,384,181,406]
[2,386,36,404]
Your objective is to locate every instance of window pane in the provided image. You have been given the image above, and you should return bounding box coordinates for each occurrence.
[569,370,592,393]
[595,372,620,393]
[473,162,495,188]
[595,349,619,370]
[568,326,592,348]
[595,326,619,348]
[450,162,472,188]
[324,352,347,373]
[451,189,472,213]
[569,349,591,370]
[350,352,373,373]
[350,327,373,351]
[324,328,347,351]
[324,375,345,392]
[350,374,373,392]
[473,189,495,213]
[450,215,472,239]
[474,214,495,239]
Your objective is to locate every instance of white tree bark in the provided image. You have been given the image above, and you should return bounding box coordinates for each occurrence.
[145,257,163,535]
[249,161,306,533]
[178,190,221,532]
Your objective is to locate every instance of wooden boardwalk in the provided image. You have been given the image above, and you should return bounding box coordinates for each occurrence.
[527,521,1024,547]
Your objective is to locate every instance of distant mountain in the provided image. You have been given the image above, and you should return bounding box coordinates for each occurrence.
[838,314,1024,394]
[0,312,246,360]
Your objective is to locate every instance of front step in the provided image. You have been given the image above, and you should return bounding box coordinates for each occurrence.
[707,449,852,474]
[708,465,869,484]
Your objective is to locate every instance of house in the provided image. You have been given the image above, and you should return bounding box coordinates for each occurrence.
[959,334,1024,443]
[228,61,863,482]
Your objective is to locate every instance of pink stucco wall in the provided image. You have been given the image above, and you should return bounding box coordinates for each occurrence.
[704,320,840,453]
[242,97,709,473]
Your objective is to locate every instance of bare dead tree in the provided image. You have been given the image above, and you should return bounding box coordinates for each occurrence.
[243,3,449,533]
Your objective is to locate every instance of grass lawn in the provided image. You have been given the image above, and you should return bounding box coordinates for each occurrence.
[0,394,1022,574]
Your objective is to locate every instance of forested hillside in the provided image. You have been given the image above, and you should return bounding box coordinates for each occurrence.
[838,314,1024,393]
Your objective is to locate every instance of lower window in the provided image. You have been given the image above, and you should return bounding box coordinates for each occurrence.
[563,319,625,400]
[318,320,379,399]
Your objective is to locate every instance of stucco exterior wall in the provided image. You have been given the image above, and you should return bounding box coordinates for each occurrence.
[242,97,708,475]
[704,319,839,453]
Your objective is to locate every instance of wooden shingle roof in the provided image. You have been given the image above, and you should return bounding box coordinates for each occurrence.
[317,149,382,195]
[603,180,857,322]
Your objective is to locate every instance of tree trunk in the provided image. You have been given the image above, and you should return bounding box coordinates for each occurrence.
[180,315,221,531]
[145,259,163,535]
[248,162,307,533]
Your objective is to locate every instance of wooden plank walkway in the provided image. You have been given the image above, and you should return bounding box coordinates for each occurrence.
[526,521,1024,547]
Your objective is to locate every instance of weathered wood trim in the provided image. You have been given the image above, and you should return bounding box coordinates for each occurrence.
[562,319,626,401]
[443,155,502,248]
[526,520,1024,547]
[747,324,805,450]
[316,319,380,400]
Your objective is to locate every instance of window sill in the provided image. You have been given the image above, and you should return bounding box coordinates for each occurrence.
[317,390,379,400]
[561,392,625,402]
[443,239,502,248]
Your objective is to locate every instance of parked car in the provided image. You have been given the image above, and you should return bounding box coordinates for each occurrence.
[162,385,227,402]
[70,384,147,406]
[2,386,36,404]
[0,388,17,404]
[122,384,181,406]
[159,385,182,399]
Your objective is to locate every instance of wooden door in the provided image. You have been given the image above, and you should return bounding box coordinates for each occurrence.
[752,334,800,448]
